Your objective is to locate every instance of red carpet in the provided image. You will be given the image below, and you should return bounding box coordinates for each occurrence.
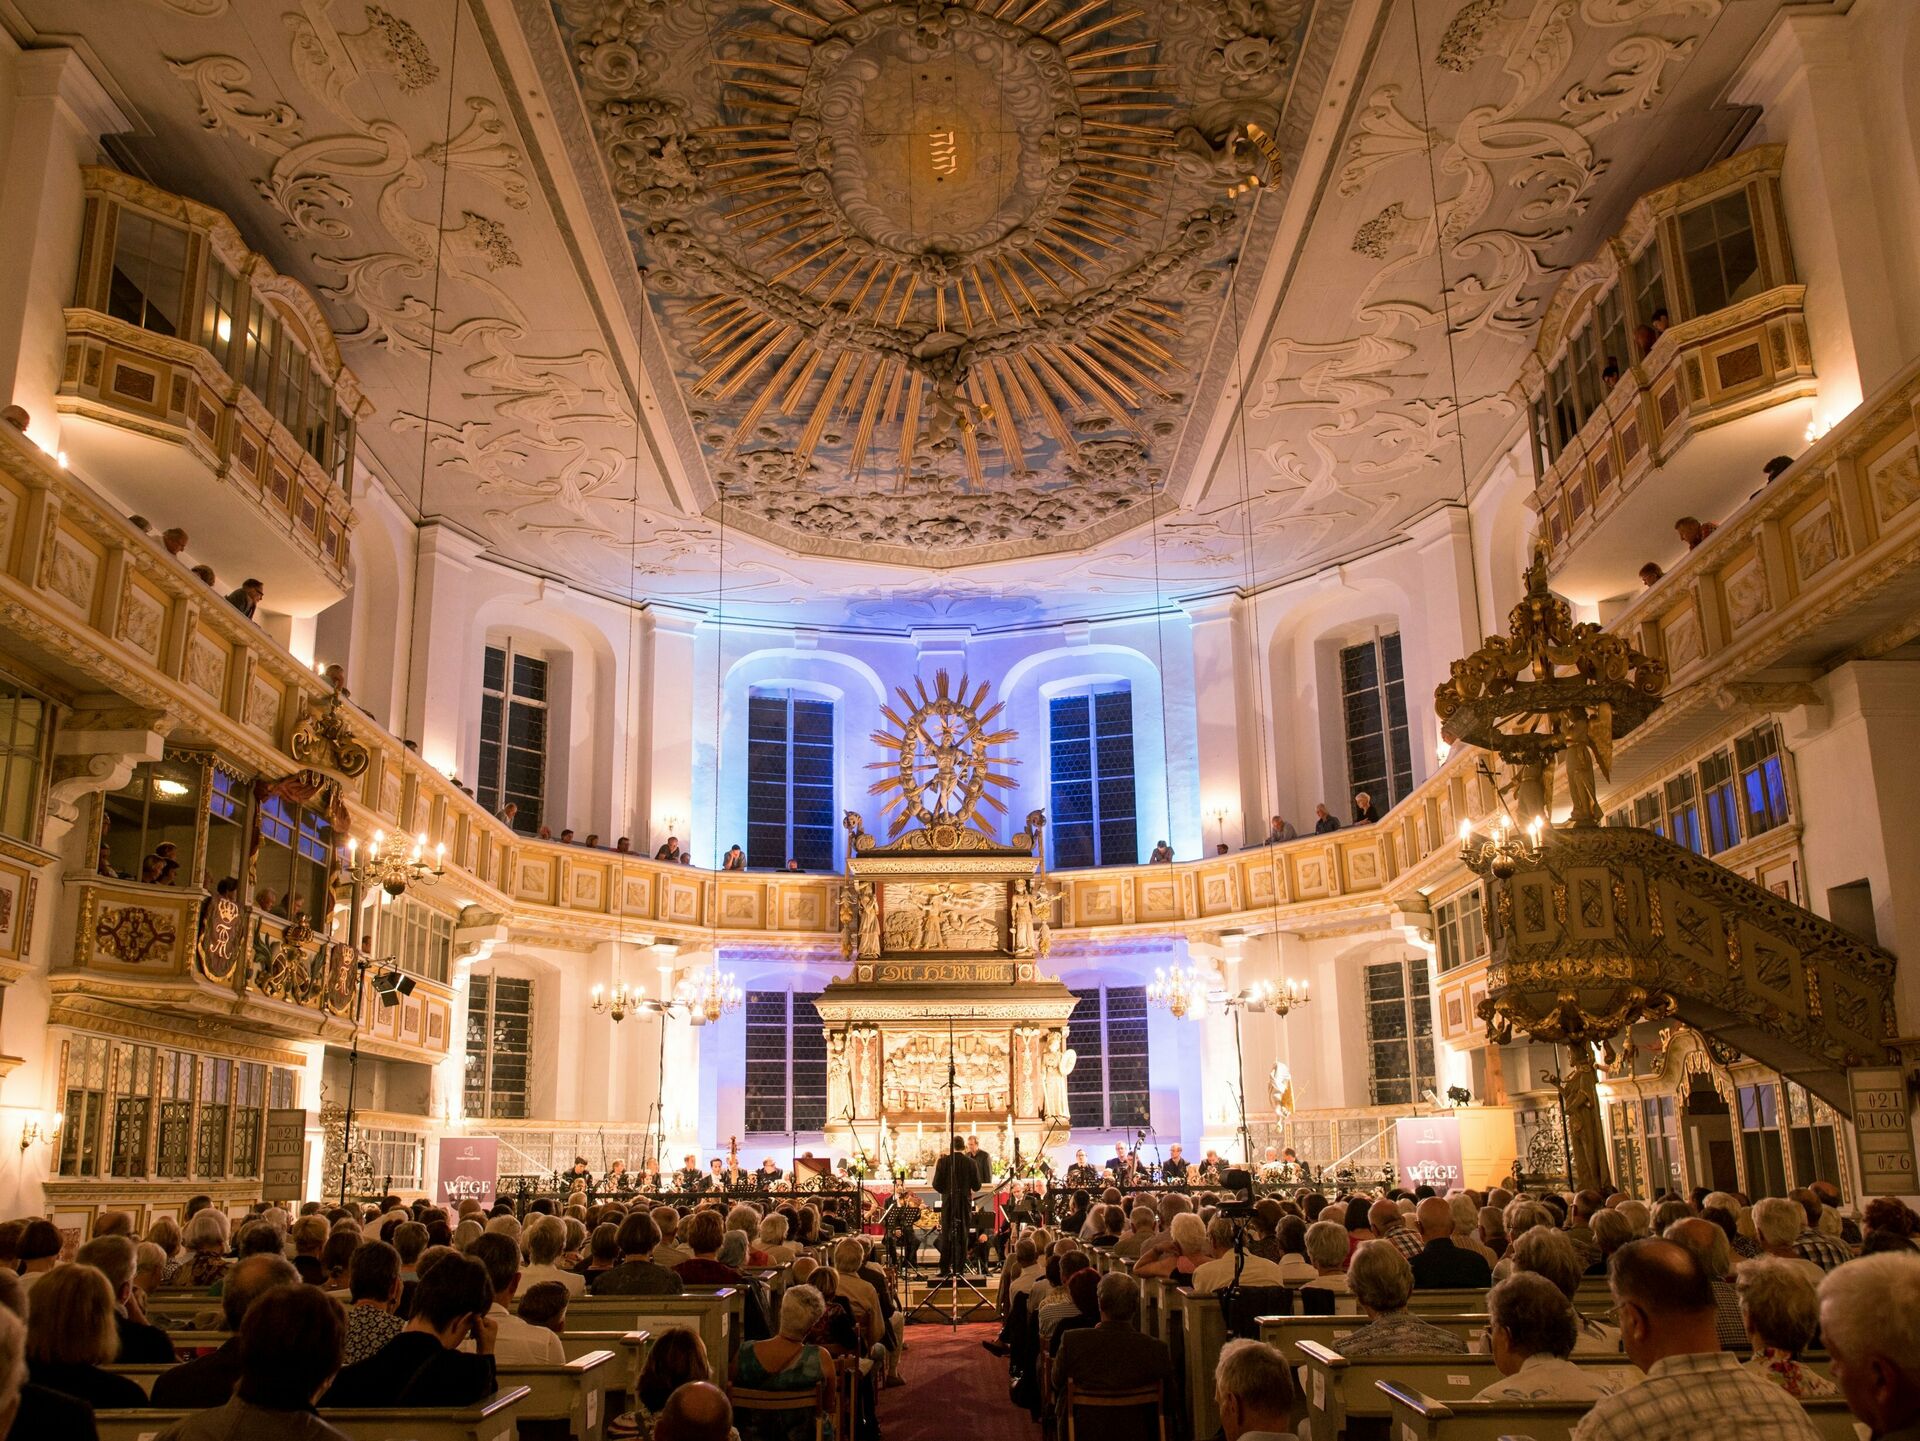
[882,1322,1035,1441]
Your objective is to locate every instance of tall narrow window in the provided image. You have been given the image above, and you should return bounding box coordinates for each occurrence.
[1679,191,1762,317]
[1049,689,1137,869]
[106,210,188,337]
[59,1037,110,1178]
[1641,1094,1682,1197]
[465,974,533,1119]
[1340,634,1413,814]
[1736,723,1789,838]
[1364,956,1435,1106]
[155,1051,195,1179]
[108,1043,154,1179]
[1630,243,1667,333]
[371,896,453,984]
[196,1057,232,1178]
[0,673,49,844]
[478,644,548,833]
[745,692,835,870]
[1434,888,1486,974]
[232,1062,265,1178]
[1065,985,1151,1130]
[744,991,827,1135]
[1738,1081,1787,1198]
[1699,750,1740,854]
[1783,1082,1839,1189]
[1663,774,1703,854]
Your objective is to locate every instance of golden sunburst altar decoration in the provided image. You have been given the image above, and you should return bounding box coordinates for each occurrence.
[868,670,1018,843]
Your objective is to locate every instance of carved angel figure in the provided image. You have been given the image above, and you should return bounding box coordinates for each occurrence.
[1042,1030,1076,1122]
[826,1029,852,1123]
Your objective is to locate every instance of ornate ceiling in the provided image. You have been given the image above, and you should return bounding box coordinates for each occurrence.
[14,0,1791,625]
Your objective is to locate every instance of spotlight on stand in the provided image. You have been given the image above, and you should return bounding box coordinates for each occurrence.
[371,967,416,1009]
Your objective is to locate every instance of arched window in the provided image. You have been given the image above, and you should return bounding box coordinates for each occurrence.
[1049,685,1136,868]
[1339,633,1413,811]
[747,689,834,870]
[478,643,547,832]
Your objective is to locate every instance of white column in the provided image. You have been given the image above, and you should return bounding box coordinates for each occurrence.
[1731,9,1920,410]
[1401,507,1482,785]
[1186,595,1261,849]
[651,609,702,860]
[402,524,486,776]
[0,44,126,440]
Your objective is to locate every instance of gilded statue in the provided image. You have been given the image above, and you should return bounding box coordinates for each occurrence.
[837,885,857,960]
[1010,879,1036,956]
[856,881,880,958]
[1041,1029,1075,1122]
[867,670,1017,839]
[826,1029,852,1123]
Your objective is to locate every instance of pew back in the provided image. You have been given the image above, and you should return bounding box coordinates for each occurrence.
[1380,1382,1862,1441]
[93,1384,530,1441]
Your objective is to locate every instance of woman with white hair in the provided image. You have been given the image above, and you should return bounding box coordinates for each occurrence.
[1476,1273,1626,1401]
[759,1213,797,1265]
[178,1209,232,1287]
[1135,1211,1207,1280]
[1301,1220,1356,1315]
[1449,1193,1497,1267]
[1736,1257,1838,1398]
[522,1215,586,1297]
[1507,1225,1619,1352]
[733,1284,838,1440]
[1336,1240,1467,1357]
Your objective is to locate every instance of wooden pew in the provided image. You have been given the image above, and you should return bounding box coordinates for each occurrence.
[94,1385,530,1441]
[1296,1341,1640,1441]
[559,1289,732,1375]
[1380,1382,1863,1441]
[1256,1314,1487,1371]
[107,1356,618,1441]
[1176,1289,1223,1441]
[160,1330,232,1357]
[498,1350,619,1441]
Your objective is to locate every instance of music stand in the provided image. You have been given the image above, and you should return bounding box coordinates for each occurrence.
[909,1017,996,1327]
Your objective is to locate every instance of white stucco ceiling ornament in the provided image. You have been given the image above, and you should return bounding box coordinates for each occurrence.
[550,0,1322,565]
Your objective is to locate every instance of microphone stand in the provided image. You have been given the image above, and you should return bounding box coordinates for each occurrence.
[909,1014,994,1328]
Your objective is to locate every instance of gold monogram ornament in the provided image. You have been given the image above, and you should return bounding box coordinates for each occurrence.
[867,670,1017,841]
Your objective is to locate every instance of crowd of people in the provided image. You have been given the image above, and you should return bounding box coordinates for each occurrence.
[980,1175,1920,1441]
[0,1186,910,1441]
[0,1175,1913,1441]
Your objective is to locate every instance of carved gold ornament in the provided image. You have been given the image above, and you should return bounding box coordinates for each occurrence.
[1436,545,1666,825]
[289,689,371,780]
[867,670,1017,840]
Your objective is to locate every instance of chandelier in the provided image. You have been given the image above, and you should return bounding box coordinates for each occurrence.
[1241,977,1311,1018]
[1459,813,1544,880]
[676,966,742,1026]
[1147,963,1211,1020]
[344,830,444,897]
[590,980,644,1023]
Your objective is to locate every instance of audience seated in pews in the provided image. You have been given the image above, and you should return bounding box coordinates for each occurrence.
[592,1212,686,1295]
[467,1231,564,1364]
[1664,1215,1748,1349]
[1818,1251,1920,1439]
[1051,1273,1172,1441]
[74,1234,174,1364]
[151,1254,299,1408]
[342,1239,405,1362]
[1408,1195,1494,1290]
[733,1284,837,1440]
[1191,1214,1298,1294]
[1509,1224,1621,1352]
[153,1283,348,1441]
[1334,1241,1467,1357]
[1478,1272,1627,1402]
[654,1380,735,1441]
[320,1252,497,1408]
[1571,1237,1821,1441]
[674,1212,741,1286]
[24,1262,149,1410]
[618,1325,725,1441]
[1734,1257,1838,1398]
[1214,1337,1297,1441]
[0,1268,97,1439]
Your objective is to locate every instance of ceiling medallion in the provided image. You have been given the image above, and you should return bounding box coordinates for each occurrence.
[559,0,1271,562]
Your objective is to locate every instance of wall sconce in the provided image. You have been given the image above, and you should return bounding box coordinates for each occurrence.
[20,1112,61,1153]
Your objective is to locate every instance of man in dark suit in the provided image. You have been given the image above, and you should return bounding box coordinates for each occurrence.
[1408,1196,1494,1290]
[589,1211,685,1295]
[931,1136,979,1275]
[1052,1273,1174,1441]
[1160,1144,1191,1184]
[322,1253,498,1407]
[150,1254,300,1408]
[964,1134,994,1187]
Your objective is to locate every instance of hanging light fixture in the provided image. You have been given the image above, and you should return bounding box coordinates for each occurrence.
[1147,963,1210,1020]
[591,978,643,1023]
[676,965,742,1026]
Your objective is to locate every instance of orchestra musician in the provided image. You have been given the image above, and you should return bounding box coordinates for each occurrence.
[931,1135,981,1274]
[566,1156,593,1190]
[1161,1144,1190,1184]
[676,1154,703,1191]
[1064,1148,1099,1188]
[605,1160,629,1191]
[964,1134,994,1188]
[756,1158,783,1189]
[1104,1142,1128,1175]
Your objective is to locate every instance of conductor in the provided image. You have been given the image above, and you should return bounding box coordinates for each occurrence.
[931,1134,980,1275]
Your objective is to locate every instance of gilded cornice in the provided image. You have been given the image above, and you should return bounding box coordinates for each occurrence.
[47,994,310,1068]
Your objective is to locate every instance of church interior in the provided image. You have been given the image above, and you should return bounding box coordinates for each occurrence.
[0,0,1915,1437]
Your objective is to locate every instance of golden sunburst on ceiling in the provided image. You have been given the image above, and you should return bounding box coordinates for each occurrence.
[681,0,1197,489]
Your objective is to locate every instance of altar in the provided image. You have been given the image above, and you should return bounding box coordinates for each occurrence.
[814,672,1079,1175]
